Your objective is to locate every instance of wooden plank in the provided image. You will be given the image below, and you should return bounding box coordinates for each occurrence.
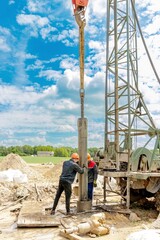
[101,171,127,178]
[0,195,28,212]
[60,230,84,240]
[97,205,131,214]
[17,201,60,228]
[100,170,160,179]
[128,172,160,179]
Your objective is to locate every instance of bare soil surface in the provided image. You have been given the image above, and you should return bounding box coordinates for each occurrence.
[0,154,159,240]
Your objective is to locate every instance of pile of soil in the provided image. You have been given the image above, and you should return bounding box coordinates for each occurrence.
[0,182,13,203]
[0,153,43,181]
[0,154,59,203]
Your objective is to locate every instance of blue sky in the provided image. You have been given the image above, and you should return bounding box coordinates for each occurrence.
[0,0,159,147]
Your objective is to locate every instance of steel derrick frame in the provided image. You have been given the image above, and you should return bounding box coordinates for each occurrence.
[104,0,159,169]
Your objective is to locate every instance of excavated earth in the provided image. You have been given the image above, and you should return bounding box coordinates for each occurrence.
[0,154,159,240]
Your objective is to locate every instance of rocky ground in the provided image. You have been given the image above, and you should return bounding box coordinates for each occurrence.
[0,154,160,240]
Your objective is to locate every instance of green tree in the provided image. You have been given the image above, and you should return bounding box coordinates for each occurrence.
[22,145,34,155]
[88,147,99,157]
[0,146,9,156]
[54,147,69,157]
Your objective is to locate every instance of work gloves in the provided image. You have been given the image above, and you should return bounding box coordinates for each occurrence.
[94,180,97,187]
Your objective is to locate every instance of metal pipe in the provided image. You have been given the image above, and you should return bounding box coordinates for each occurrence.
[105,0,110,153]
[79,25,85,119]
[126,0,131,209]
[130,0,160,85]
[114,0,120,170]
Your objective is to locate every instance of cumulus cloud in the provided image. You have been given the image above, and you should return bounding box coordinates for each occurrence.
[9,0,15,5]
[138,1,160,15]
[40,26,57,39]
[88,0,106,19]
[27,0,42,12]
[0,0,159,148]
[60,57,78,69]
[39,70,62,81]
[0,26,14,52]
[0,38,11,52]
[53,98,78,111]
[144,15,160,35]
[88,40,104,52]
[0,85,40,107]
[17,14,49,27]
[25,53,37,59]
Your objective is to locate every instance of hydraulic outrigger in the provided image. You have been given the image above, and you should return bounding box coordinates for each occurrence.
[71,0,91,211]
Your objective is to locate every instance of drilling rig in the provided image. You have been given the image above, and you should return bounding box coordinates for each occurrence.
[72,0,160,211]
[94,0,160,208]
[71,0,91,212]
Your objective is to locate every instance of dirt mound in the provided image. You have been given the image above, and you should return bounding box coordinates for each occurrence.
[0,153,28,170]
[0,153,43,180]
[43,163,63,182]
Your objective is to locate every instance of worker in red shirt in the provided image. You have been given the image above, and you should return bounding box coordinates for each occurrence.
[87,153,98,201]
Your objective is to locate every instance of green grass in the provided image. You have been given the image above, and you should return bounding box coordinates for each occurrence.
[0,156,4,162]
[0,156,68,164]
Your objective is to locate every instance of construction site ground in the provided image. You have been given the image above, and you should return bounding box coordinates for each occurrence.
[0,154,159,240]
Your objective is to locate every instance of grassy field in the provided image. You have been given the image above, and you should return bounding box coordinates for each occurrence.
[0,156,68,164]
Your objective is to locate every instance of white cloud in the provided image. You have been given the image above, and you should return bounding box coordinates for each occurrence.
[88,0,106,19]
[144,15,160,35]
[60,57,78,69]
[88,40,104,52]
[0,136,49,147]
[138,1,160,15]
[26,59,44,71]
[53,99,78,111]
[0,26,15,52]
[86,24,99,36]
[40,26,57,39]
[0,38,11,52]
[9,0,15,5]
[51,29,78,46]
[43,85,57,95]
[62,69,80,90]
[25,53,37,59]
[0,0,159,148]
[0,85,40,107]
[17,14,49,27]
[27,0,40,12]
[39,70,62,81]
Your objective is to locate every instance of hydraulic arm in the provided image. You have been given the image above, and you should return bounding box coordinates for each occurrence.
[72,0,88,118]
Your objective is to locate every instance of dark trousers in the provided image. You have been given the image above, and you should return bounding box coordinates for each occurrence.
[88,182,94,200]
[52,179,72,213]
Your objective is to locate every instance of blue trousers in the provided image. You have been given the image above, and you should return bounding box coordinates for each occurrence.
[88,182,94,200]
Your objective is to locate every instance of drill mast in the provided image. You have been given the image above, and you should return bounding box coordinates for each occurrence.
[72,0,91,211]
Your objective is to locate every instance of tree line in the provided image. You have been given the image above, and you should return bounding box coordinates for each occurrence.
[0,145,99,157]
